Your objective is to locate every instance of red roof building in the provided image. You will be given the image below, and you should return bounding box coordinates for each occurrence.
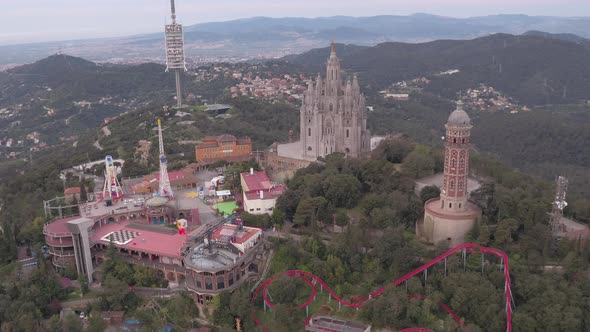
[240,169,286,215]
[64,187,81,195]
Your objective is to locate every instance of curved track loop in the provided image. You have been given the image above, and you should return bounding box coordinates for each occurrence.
[252,243,512,332]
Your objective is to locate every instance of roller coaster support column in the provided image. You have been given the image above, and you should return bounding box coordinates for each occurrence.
[500,257,504,272]
[405,280,408,292]
[481,253,484,273]
[328,293,331,303]
[306,306,309,317]
[424,268,428,284]
[462,249,467,271]
[444,257,447,277]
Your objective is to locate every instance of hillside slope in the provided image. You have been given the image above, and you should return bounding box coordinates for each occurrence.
[3,14,590,65]
[286,34,590,105]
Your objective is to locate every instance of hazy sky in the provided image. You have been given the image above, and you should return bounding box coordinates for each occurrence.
[0,0,588,45]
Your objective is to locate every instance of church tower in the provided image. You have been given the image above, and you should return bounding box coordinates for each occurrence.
[440,100,472,212]
[300,41,370,159]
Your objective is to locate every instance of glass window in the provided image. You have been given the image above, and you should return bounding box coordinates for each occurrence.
[205,277,212,290]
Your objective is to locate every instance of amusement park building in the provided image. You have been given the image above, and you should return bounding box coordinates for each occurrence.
[195,135,252,164]
[240,169,287,215]
[127,170,198,195]
[44,192,266,303]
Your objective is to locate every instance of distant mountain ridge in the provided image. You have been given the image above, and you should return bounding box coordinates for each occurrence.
[2,14,590,65]
[283,32,590,105]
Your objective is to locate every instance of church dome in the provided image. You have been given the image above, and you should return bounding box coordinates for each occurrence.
[447,101,471,126]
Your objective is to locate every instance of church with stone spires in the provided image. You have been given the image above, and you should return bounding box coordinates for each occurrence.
[264,42,371,179]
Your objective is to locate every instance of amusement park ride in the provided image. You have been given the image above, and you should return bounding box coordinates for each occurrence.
[157,118,174,199]
[102,155,124,199]
[252,243,514,332]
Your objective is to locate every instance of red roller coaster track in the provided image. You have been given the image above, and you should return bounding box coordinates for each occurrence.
[251,243,513,332]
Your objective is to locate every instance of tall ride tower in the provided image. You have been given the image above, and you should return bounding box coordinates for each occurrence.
[165,0,187,107]
[157,118,174,199]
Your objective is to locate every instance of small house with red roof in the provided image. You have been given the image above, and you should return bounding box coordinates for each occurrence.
[240,169,286,215]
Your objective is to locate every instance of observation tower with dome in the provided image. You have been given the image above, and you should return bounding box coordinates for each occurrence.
[420,100,482,245]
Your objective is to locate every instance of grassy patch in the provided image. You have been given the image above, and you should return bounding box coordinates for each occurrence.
[63,291,98,302]
[190,105,208,112]
[213,201,238,216]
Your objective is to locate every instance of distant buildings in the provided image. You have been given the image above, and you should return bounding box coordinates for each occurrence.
[240,169,286,215]
[195,135,252,166]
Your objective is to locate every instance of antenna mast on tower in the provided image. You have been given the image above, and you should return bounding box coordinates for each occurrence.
[157,117,174,199]
[550,176,568,235]
[164,0,186,107]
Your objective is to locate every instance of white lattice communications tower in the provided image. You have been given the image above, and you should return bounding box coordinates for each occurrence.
[165,0,186,107]
[102,155,124,199]
[550,176,568,234]
[157,118,174,199]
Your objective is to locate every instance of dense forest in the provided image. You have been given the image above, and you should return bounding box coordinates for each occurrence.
[213,139,590,331]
